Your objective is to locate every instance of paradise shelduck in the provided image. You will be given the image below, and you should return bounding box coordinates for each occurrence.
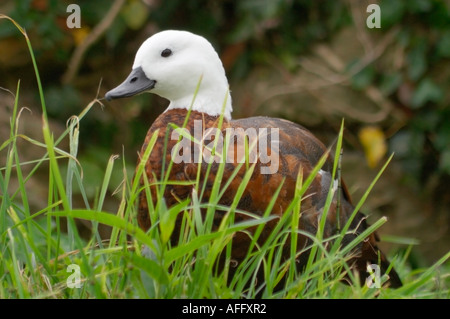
[105,30,402,288]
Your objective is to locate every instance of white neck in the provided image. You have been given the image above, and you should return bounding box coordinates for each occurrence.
[166,89,232,120]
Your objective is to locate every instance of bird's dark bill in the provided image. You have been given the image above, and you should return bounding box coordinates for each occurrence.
[105,66,156,101]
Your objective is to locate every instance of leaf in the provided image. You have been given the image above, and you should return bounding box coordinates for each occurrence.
[72,26,90,46]
[437,31,450,58]
[358,126,387,168]
[159,199,189,245]
[121,0,149,30]
[351,65,375,90]
[439,150,450,175]
[408,0,432,13]
[380,72,402,95]
[380,235,420,246]
[411,78,443,109]
[407,40,427,81]
[434,123,450,151]
[379,0,405,28]
[50,210,157,252]
[127,253,169,285]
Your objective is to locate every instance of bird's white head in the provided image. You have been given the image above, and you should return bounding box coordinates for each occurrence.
[105,30,233,120]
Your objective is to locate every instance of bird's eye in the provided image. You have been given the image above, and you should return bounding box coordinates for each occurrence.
[161,48,172,57]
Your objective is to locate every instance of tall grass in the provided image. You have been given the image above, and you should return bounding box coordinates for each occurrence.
[0,16,449,299]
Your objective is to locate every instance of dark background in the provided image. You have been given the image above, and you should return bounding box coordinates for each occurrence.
[0,0,449,266]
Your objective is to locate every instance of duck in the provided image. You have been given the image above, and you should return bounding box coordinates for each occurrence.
[105,30,402,289]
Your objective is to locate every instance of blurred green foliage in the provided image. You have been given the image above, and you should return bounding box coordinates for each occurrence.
[375,0,450,185]
[0,0,449,208]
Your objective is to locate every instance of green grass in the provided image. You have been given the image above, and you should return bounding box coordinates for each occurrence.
[1,16,449,299]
